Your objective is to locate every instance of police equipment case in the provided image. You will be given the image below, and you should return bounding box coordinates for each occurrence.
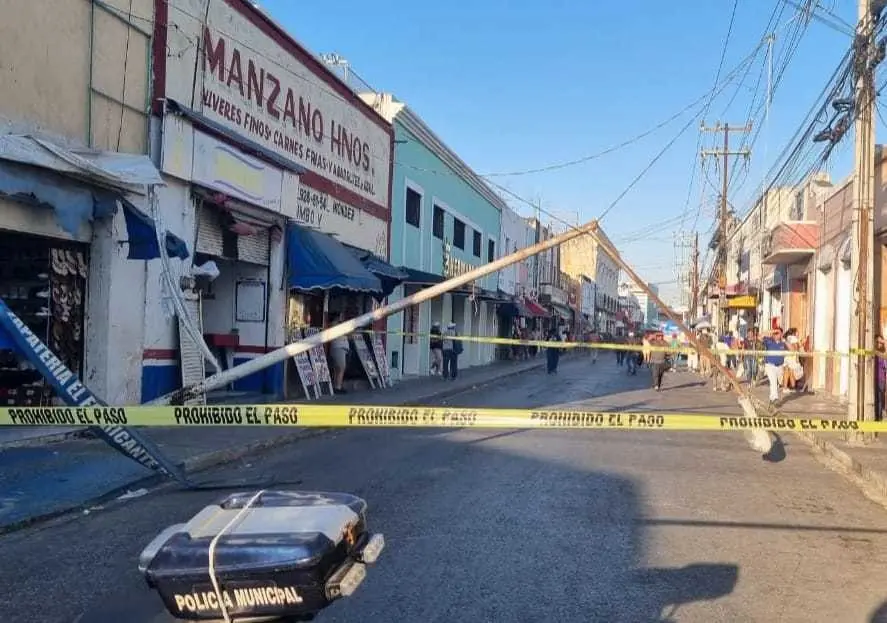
[138,490,384,622]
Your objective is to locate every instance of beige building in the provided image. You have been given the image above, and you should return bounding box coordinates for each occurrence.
[0,0,163,405]
[560,227,619,332]
[1,0,152,153]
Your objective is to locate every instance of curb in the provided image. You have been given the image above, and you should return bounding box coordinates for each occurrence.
[0,428,89,450]
[387,360,546,404]
[0,360,545,535]
[792,430,887,500]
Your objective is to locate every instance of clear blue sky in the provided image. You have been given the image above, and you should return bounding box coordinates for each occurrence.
[261,0,874,304]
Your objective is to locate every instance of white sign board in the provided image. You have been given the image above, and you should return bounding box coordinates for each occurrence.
[294,184,388,257]
[192,131,284,212]
[161,116,299,219]
[163,0,392,212]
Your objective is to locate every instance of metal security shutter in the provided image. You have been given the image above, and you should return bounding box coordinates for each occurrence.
[196,206,224,257]
[237,231,270,265]
[177,294,207,406]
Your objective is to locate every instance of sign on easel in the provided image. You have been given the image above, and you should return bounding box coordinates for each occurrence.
[288,327,319,399]
[350,334,380,389]
[303,327,335,395]
[370,333,392,388]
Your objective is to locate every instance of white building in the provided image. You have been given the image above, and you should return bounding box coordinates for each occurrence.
[148,0,393,400]
[595,247,619,333]
[499,207,535,297]
[619,281,658,327]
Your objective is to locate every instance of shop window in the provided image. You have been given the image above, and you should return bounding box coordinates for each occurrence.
[405,187,421,228]
[473,230,482,257]
[0,234,87,406]
[453,218,465,249]
[432,205,444,239]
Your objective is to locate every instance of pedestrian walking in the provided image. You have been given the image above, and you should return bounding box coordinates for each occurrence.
[616,335,625,366]
[762,327,787,405]
[877,334,886,421]
[648,331,668,391]
[429,321,443,376]
[626,333,639,375]
[329,314,350,393]
[545,327,561,374]
[442,322,462,380]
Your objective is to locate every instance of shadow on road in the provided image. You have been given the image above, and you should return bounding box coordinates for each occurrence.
[762,433,786,463]
[48,424,741,623]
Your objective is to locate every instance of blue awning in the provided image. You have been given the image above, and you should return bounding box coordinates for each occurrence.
[342,243,408,297]
[287,224,382,293]
[0,141,189,262]
[0,159,116,236]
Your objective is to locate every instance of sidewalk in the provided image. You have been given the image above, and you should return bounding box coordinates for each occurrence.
[657,366,887,501]
[0,357,544,533]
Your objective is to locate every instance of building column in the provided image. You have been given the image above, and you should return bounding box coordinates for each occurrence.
[85,208,147,404]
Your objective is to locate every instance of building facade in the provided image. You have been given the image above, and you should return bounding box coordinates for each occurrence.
[365,93,503,379]
[558,226,618,332]
[0,0,174,406]
[619,281,659,328]
[147,0,393,400]
[498,206,535,298]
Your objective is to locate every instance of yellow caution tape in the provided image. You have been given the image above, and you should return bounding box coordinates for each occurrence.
[0,404,880,432]
[356,329,883,358]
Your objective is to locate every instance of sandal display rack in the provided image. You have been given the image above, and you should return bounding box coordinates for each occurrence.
[0,237,87,407]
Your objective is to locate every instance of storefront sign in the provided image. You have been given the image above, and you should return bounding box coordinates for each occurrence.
[727,295,757,309]
[442,242,475,279]
[192,132,284,211]
[162,117,299,218]
[162,0,392,211]
[294,184,387,256]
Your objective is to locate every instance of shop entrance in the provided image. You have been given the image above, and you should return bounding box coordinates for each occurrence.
[0,231,87,406]
[192,200,273,394]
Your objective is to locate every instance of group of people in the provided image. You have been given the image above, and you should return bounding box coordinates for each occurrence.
[688,325,810,404]
[429,321,464,379]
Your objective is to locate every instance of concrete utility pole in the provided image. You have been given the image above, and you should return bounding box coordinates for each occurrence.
[701,122,752,334]
[691,232,700,321]
[673,231,696,311]
[849,0,878,441]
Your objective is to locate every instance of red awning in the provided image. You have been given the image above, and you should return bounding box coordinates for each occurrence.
[522,299,549,317]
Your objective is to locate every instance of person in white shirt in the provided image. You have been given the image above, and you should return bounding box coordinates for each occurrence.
[329,315,350,393]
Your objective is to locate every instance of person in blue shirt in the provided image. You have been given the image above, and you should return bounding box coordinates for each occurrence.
[761,327,788,405]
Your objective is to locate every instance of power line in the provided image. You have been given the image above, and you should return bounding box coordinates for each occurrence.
[675,0,739,234]
[682,4,788,234]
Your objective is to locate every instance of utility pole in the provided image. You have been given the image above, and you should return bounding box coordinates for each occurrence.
[849,0,879,441]
[701,122,752,334]
[691,232,700,321]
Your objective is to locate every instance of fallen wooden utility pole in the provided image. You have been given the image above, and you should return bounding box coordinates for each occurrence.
[154,221,601,405]
[588,229,773,452]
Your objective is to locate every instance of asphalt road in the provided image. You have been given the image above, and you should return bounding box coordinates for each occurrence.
[2,356,887,623]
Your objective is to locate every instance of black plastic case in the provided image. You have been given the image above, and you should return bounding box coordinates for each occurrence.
[139,490,374,621]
